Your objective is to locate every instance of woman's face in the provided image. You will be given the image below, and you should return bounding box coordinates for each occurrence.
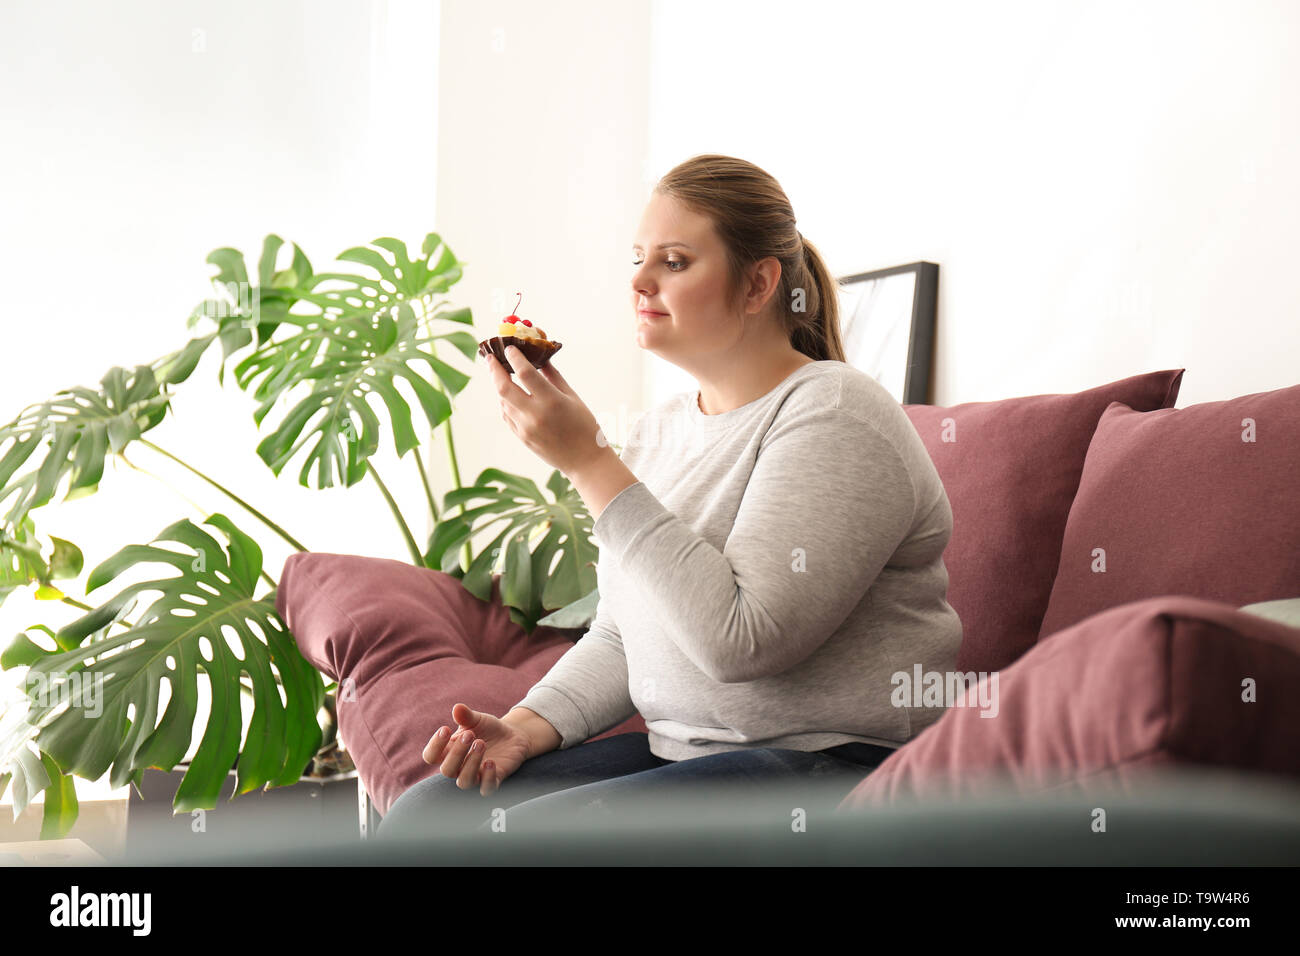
[630,192,743,364]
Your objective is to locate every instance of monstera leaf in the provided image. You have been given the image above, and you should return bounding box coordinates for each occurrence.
[185,234,316,386]
[0,611,131,832]
[0,515,84,606]
[231,233,477,489]
[536,585,600,629]
[0,513,325,820]
[0,365,174,532]
[151,330,218,389]
[427,468,598,632]
[0,742,80,839]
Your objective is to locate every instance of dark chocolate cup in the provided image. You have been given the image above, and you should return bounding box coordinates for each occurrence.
[477,335,563,373]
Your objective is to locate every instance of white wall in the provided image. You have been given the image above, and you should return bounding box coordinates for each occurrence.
[432,0,655,486]
[641,0,1299,408]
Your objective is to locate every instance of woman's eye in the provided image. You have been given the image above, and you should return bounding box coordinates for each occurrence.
[632,259,685,272]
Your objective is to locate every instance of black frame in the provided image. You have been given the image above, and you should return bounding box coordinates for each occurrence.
[835,261,940,405]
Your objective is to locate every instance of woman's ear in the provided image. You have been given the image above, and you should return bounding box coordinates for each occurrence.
[744,257,783,314]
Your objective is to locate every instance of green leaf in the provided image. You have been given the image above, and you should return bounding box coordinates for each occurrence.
[47,535,83,579]
[3,623,77,677]
[424,514,473,574]
[231,234,474,489]
[206,247,250,290]
[440,468,598,632]
[537,586,600,629]
[461,525,514,602]
[431,330,481,363]
[0,364,173,530]
[37,750,78,840]
[2,630,52,669]
[7,745,49,821]
[0,517,88,610]
[189,237,316,380]
[501,530,532,610]
[152,332,218,387]
[0,513,325,819]
[257,235,286,288]
[0,516,46,606]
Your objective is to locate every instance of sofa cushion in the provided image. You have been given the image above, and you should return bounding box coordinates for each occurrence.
[274,551,647,816]
[902,368,1183,673]
[1038,383,1300,641]
[837,594,1300,809]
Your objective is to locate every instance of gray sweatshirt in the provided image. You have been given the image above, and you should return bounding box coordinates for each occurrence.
[513,359,963,760]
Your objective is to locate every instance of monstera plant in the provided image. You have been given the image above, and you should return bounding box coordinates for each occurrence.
[0,232,603,839]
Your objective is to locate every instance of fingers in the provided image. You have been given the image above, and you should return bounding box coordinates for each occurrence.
[439,726,477,782]
[456,736,486,790]
[425,709,501,795]
[503,345,565,400]
[503,345,538,386]
[443,725,499,796]
[422,725,450,764]
[538,360,576,397]
[424,705,490,788]
[485,352,515,392]
[486,349,534,413]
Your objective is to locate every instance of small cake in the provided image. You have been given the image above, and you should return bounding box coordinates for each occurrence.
[477,294,562,373]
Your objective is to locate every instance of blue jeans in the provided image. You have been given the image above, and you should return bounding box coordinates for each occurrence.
[377,732,894,840]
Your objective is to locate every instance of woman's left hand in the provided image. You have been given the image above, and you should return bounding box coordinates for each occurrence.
[486,344,612,477]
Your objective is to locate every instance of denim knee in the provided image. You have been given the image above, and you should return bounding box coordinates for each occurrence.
[378,771,500,839]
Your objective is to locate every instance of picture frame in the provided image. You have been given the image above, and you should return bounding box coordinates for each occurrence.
[836,261,939,405]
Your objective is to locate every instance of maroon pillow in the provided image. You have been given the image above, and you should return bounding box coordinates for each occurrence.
[902,369,1183,674]
[837,594,1300,809]
[274,552,647,816]
[1038,384,1300,641]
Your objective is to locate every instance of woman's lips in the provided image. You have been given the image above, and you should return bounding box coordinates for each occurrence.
[638,310,667,317]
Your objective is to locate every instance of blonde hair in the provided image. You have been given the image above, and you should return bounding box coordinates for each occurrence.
[653,154,846,362]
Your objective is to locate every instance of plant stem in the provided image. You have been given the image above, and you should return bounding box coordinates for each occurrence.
[416,295,471,572]
[138,438,310,552]
[443,415,464,489]
[414,449,439,523]
[60,595,94,612]
[442,419,473,571]
[115,449,279,592]
[367,464,423,566]
[114,449,210,517]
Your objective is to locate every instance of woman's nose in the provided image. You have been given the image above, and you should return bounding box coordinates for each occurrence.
[631,262,653,293]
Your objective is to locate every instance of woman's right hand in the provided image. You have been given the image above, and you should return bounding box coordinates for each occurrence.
[422,702,531,797]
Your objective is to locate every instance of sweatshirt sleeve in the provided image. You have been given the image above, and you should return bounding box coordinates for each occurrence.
[592,406,917,684]
[510,586,637,750]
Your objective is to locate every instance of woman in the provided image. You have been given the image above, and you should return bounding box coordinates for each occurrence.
[378,154,962,838]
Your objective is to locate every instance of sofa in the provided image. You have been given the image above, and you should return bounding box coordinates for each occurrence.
[266,367,1300,864]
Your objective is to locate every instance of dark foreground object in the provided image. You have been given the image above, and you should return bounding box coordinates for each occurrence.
[105,766,1300,866]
